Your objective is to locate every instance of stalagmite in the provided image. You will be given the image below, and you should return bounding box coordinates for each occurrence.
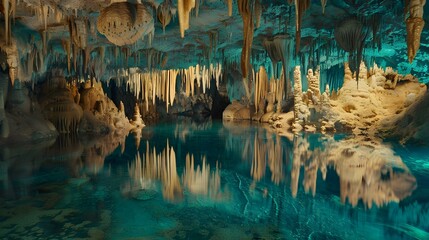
[177,0,195,38]
[238,0,254,101]
[405,0,426,63]
[307,67,321,100]
[254,66,268,113]
[294,0,311,53]
[293,66,309,126]
[131,103,145,128]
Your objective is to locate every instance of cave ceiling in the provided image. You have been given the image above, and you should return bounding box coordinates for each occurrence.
[1,0,428,82]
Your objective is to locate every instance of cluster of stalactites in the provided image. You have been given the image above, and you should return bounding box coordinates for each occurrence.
[3,1,63,44]
[126,63,222,113]
[128,68,179,113]
[182,154,221,199]
[129,140,182,202]
[181,63,222,97]
[262,34,293,100]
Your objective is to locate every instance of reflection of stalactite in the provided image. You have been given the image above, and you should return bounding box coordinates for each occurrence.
[182,154,223,200]
[267,136,284,185]
[290,135,416,208]
[128,140,225,202]
[251,134,266,181]
[291,135,310,197]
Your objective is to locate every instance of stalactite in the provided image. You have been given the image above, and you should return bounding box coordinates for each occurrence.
[61,40,71,73]
[238,0,255,102]
[41,30,48,56]
[157,0,173,33]
[294,0,310,53]
[334,18,367,87]
[263,34,293,104]
[195,0,200,17]
[254,0,262,28]
[3,0,9,45]
[226,0,233,16]
[42,4,49,30]
[405,0,426,63]
[178,0,196,38]
[321,0,327,14]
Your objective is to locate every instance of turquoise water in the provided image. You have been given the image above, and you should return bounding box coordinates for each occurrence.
[1,120,429,240]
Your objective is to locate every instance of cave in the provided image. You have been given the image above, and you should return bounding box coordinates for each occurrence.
[1,0,429,239]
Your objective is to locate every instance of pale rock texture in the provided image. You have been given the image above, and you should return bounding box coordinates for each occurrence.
[272,62,426,138]
[223,100,251,121]
[97,2,154,46]
[78,80,132,134]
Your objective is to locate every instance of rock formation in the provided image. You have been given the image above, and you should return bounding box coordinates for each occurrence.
[130,103,145,129]
[177,0,195,38]
[405,0,426,63]
[39,73,83,133]
[157,0,174,33]
[269,62,426,138]
[97,2,154,46]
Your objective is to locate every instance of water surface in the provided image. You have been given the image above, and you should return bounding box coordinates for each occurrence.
[1,120,428,239]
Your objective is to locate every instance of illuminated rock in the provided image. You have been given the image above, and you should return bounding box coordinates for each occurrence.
[97,2,154,46]
[405,0,426,63]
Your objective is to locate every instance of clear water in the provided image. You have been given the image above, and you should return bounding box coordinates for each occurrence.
[1,120,429,240]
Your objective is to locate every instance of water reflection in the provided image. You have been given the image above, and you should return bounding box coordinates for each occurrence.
[294,135,417,208]
[124,140,227,202]
[0,132,126,198]
[224,122,417,208]
[0,120,427,239]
